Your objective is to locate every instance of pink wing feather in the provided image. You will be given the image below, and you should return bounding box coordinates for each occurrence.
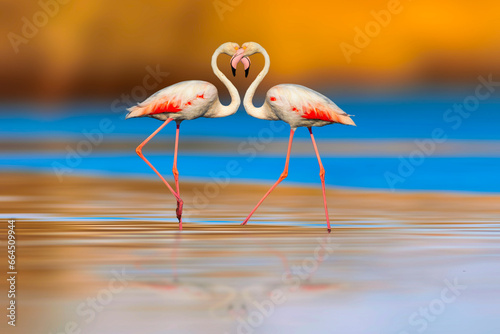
[126,81,215,119]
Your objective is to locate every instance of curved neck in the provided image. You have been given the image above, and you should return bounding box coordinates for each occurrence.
[243,46,271,120]
[210,47,240,117]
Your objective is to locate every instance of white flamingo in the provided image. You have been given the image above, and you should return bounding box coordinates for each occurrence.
[126,42,249,230]
[232,42,356,232]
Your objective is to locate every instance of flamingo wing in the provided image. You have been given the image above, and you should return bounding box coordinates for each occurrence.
[126,80,217,119]
[266,84,355,126]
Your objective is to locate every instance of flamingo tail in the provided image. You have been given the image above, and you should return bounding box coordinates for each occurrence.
[337,114,356,126]
[125,105,146,119]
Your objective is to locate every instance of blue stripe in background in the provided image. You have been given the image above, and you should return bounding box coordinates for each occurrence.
[1,96,499,193]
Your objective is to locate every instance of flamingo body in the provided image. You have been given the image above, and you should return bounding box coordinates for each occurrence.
[125,80,219,121]
[265,84,356,128]
[233,42,357,232]
[126,42,245,230]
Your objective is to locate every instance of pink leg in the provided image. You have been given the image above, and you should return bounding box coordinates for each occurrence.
[135,118,183,230]
[242,128,295,226]
[172,122,183,229]
[308,127,331,233]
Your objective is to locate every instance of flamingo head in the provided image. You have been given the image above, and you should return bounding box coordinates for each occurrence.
[230,42,262,78]
[220,42,241,56]
[239,42,263,56]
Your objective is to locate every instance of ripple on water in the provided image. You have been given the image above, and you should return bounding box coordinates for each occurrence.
[2,172,500,334]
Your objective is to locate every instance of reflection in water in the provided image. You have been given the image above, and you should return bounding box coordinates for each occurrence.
[132,235,341,322]
[1,172,499,334]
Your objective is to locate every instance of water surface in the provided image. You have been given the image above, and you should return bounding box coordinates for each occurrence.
[1,172,499,334]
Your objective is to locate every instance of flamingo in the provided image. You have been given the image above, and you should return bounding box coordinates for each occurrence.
[126,42,249,230]
[232,42,356,233]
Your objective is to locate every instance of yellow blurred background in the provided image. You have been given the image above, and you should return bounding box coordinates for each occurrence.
[1,0,499,102]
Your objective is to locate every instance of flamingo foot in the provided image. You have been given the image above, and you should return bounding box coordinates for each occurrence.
[327,228,331,233]
[176,200,183,230]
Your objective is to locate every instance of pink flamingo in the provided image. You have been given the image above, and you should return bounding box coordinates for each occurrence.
[232,42,356,233]
[126,42,249,230]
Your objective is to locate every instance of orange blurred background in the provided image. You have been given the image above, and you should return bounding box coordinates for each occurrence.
[1,0,499,102]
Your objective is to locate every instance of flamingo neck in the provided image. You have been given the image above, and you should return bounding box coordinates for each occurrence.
[243,46,271,120]
[210,47,240,118]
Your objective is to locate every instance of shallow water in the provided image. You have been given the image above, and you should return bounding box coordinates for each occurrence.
[1,172,499,334]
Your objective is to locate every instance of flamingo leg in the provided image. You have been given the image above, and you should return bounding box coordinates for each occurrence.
[172,122,183,229]
[308,127,331,233]
[242,128,295,226]
[135,118,183,230]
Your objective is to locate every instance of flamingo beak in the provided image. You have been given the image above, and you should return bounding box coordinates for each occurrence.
[241,57,251,78]
[230,48,246,77]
